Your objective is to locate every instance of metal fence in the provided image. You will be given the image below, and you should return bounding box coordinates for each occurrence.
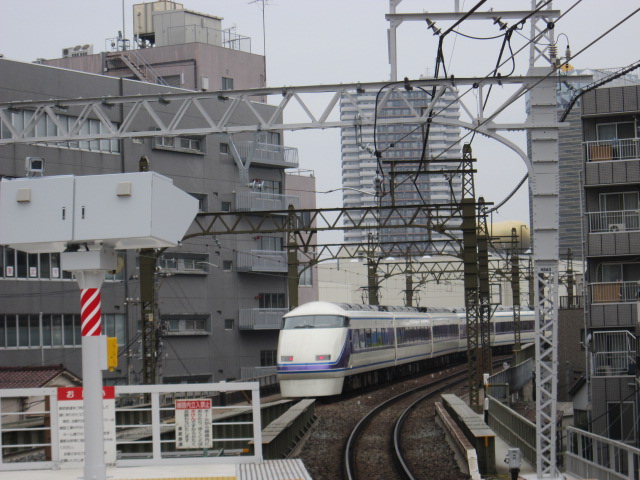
[235,141,299,168]
[487,394,537,468]
[0,382,263,471]
[565,426,640,480]
[588,210,640,233]
[591,330,637,377]
[239,309,287,330]
[236,250,288,273]
[585,138,640,162]
[486,358,533,402]
[591,281,639,303]
[235,191,299,212]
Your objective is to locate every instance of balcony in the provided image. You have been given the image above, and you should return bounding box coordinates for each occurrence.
[238,308,287,330]
[235,141,299,168]
[584,138,640,186]
[590,330,636,377]
[590,281,638,304]
[588,210,640,233]
[585,138,639,162]
[236,250,287,273]
[235,192,299,212]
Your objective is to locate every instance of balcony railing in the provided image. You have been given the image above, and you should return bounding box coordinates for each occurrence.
[238,309,287,330]
[588,210,640,233]
[235,141,299,168]
[590,330,636,376]
[235,192,299,212]
[236,250,287,273]
[590,281,639,304]
[584,138,640,162]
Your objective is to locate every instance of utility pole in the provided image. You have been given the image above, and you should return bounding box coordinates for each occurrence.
[477,200,492,377]
[511,228,522,353]
[139,156,158,385]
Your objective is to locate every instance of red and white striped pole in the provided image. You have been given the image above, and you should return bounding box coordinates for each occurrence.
[80,287,102,337]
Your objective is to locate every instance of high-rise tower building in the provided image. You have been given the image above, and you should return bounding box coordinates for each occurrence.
[340,82,462,256]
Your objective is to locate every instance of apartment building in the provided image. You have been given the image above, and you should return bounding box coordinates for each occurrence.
[575,84,640,445]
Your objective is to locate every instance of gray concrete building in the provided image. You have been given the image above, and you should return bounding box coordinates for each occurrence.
[0,14,306,385]
[573,84,640,445]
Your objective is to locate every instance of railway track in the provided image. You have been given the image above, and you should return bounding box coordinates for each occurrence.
[343,369,466,480]
[342,357,508,480]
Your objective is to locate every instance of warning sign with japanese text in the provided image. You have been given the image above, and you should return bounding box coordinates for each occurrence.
[175,398,213,449]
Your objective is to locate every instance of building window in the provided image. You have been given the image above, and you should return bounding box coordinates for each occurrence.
[258,293,286,309]
[299,265,312,286]
[103,314,127,345]
[608,401,636,443]
[164,315,209,335]
[257,131,281,145]
[155,135,204,153]
[222,77,234,90]
[189,193,208,212]
[221,201,231,212]
[260,350,277,367]
[157,253,210,274]
[224,318,234,330]
[220,142,229,154]
[5,110,120,153]
[262,179,282,194]
[222,260,233,271]
[258,236,283,251]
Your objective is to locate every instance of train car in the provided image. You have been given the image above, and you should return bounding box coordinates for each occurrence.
[277,301,534,398]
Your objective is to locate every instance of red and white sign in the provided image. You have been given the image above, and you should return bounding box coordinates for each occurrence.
[175,398,213,449]
[57,386,116,467]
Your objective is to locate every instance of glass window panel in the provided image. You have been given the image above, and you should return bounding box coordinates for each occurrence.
[42,315,51,346]
[602,264,623,282]
[0,316,4,347]
[618,122,635,139]
[115,315,126,345]
[623,263,640,282]
[64,315,74,345]
[597,124,617,140]
[18,315,29,347]
[6,315,17,347]
[0,247,4,278]
[78,121,90,150]
[73,315,81,345]
[40,253,50,278]
[28,253,38,278]
[30,315,40,347]
[51,315,63,346]
[16,250,27,278]
[50,253,61,279]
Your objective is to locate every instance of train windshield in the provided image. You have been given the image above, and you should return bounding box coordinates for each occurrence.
[283,315,347,329]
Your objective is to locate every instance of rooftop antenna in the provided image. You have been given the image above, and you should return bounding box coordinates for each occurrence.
[249,0,273,85]
[122,0,126,50]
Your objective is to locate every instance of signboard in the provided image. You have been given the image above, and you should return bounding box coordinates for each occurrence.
[175,398,213,449]
[57,386,116,467]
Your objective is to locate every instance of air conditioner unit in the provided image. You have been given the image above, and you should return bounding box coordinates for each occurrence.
[609,223,625,232]
[62,44,94,58]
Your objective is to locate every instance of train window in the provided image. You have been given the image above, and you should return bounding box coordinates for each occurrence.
[283,315,347,329]
[397,327,405,344]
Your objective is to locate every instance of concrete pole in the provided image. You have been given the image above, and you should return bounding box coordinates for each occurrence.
[75,270,107,480]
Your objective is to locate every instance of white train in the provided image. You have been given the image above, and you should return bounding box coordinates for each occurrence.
[276,301,535,397]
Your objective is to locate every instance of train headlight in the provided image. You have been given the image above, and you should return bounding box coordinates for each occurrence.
[315,354,331,361]
[280,355,293,362]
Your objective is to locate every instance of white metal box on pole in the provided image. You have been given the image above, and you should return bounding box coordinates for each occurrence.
[0,172,198,253]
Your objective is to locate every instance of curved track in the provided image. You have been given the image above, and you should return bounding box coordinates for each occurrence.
[343,370,466,480]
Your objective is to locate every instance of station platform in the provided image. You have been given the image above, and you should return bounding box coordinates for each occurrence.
[1,459,312,480]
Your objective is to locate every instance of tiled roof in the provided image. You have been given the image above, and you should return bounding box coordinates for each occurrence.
[0,365,81,389]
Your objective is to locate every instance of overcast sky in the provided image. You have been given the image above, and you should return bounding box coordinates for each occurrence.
[2,1,640,244]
